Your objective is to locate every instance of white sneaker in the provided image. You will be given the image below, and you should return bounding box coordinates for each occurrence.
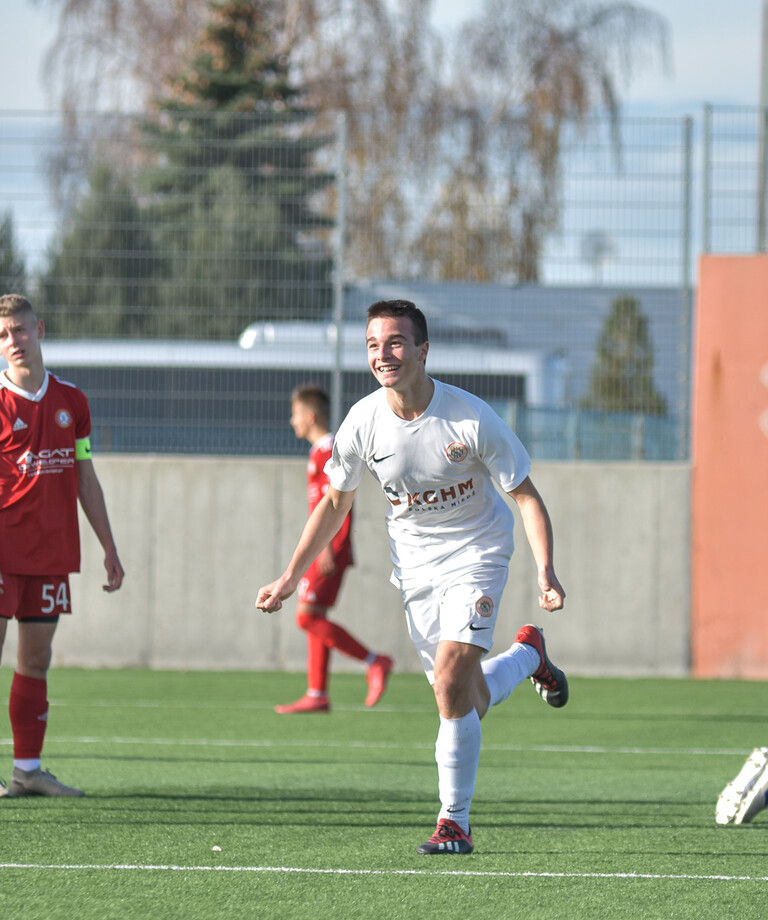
[715,747,768,825]
[9,767,85,797]
[0,777,10,798]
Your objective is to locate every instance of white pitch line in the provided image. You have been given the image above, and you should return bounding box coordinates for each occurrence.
[0,863,767,883]
[36,699,768,721]
[0,735,754,757]
[45,699,436,714]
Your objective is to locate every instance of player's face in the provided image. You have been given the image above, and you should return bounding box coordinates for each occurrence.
[0,312,44,372]
[290,400,314,441]
[366,315,428,391]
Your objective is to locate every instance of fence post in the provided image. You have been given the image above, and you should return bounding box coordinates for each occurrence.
[631,414,645,460]
[678,116,694,461]
[702,105,712,255]
[330,111,348,432]
[566,410,580,461]
[759,107,768,252]
[759,1,768,251]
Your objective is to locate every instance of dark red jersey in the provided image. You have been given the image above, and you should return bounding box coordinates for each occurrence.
[0,371,91,575]
[308,432,353,567]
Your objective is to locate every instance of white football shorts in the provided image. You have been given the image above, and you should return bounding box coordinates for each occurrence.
[399,563,509,683]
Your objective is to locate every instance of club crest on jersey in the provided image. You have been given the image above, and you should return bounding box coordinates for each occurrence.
[446,441,469,462]
[55,408,72,428]
[475,596,494,618]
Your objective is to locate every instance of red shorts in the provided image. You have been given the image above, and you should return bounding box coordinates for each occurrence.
[298,559,349,609]
[0,574,72,621]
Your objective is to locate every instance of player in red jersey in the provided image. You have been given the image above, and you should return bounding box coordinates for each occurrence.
[274,385,393,714]
[0,294,124,797]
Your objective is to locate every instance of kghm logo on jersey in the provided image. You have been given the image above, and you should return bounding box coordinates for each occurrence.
[55,408,72,428]
[475,596,494,618]
[384,478,475,508]
[446,441,469,462]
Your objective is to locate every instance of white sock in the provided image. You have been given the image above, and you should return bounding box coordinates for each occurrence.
[14,758,41,772]
[482,642,540,708]
[435,709,482,833]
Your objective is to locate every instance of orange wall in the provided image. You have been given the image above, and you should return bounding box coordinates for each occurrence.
[692,256,768,678]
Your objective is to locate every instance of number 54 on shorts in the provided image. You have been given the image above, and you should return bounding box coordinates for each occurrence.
[0,573,72,620]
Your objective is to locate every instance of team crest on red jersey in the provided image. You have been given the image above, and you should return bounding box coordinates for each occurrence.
[55,408,72,428]
[446,441,469,462]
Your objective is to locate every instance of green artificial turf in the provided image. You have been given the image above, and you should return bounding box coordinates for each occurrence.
[0,668,766,919]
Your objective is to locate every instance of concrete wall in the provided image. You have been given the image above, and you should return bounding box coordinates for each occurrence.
[1,457,691,677]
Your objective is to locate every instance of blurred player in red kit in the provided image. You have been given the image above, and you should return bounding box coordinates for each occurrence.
[0,294,124,797]
[274,384,393,714]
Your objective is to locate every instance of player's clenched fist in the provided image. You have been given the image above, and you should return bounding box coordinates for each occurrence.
[255,583,282,611]
[255,575,295,613]
[537,569,565,612]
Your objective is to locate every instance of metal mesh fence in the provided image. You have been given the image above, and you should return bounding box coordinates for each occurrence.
[0,108,699,460]
[541,115,694,288]
[703,105,768,254]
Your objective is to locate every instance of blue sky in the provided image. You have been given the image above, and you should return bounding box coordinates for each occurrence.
[1,0,765,112]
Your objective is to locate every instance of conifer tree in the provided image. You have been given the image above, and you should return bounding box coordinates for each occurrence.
[142,0,334,335]
[0,211,28,295]
[39,165,158,337]
[582,294,668,416]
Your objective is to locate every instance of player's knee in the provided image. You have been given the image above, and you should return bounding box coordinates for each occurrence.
[18,651,52,680]
[432,672,472,717]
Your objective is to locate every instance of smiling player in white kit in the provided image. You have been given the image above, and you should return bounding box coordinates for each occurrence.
[257,299,568,854]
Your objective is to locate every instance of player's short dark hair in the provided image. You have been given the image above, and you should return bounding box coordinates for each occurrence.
[366,300,429,345]
[0,294,35,319]
[291,383,330,424]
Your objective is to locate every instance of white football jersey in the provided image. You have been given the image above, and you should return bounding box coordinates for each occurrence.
[326,379,531,580]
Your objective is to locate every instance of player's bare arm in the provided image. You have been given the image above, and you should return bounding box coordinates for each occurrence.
[508,476,565,612]
[256,486,355,613]
[77,458,125,592]
[316,544,337,576]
